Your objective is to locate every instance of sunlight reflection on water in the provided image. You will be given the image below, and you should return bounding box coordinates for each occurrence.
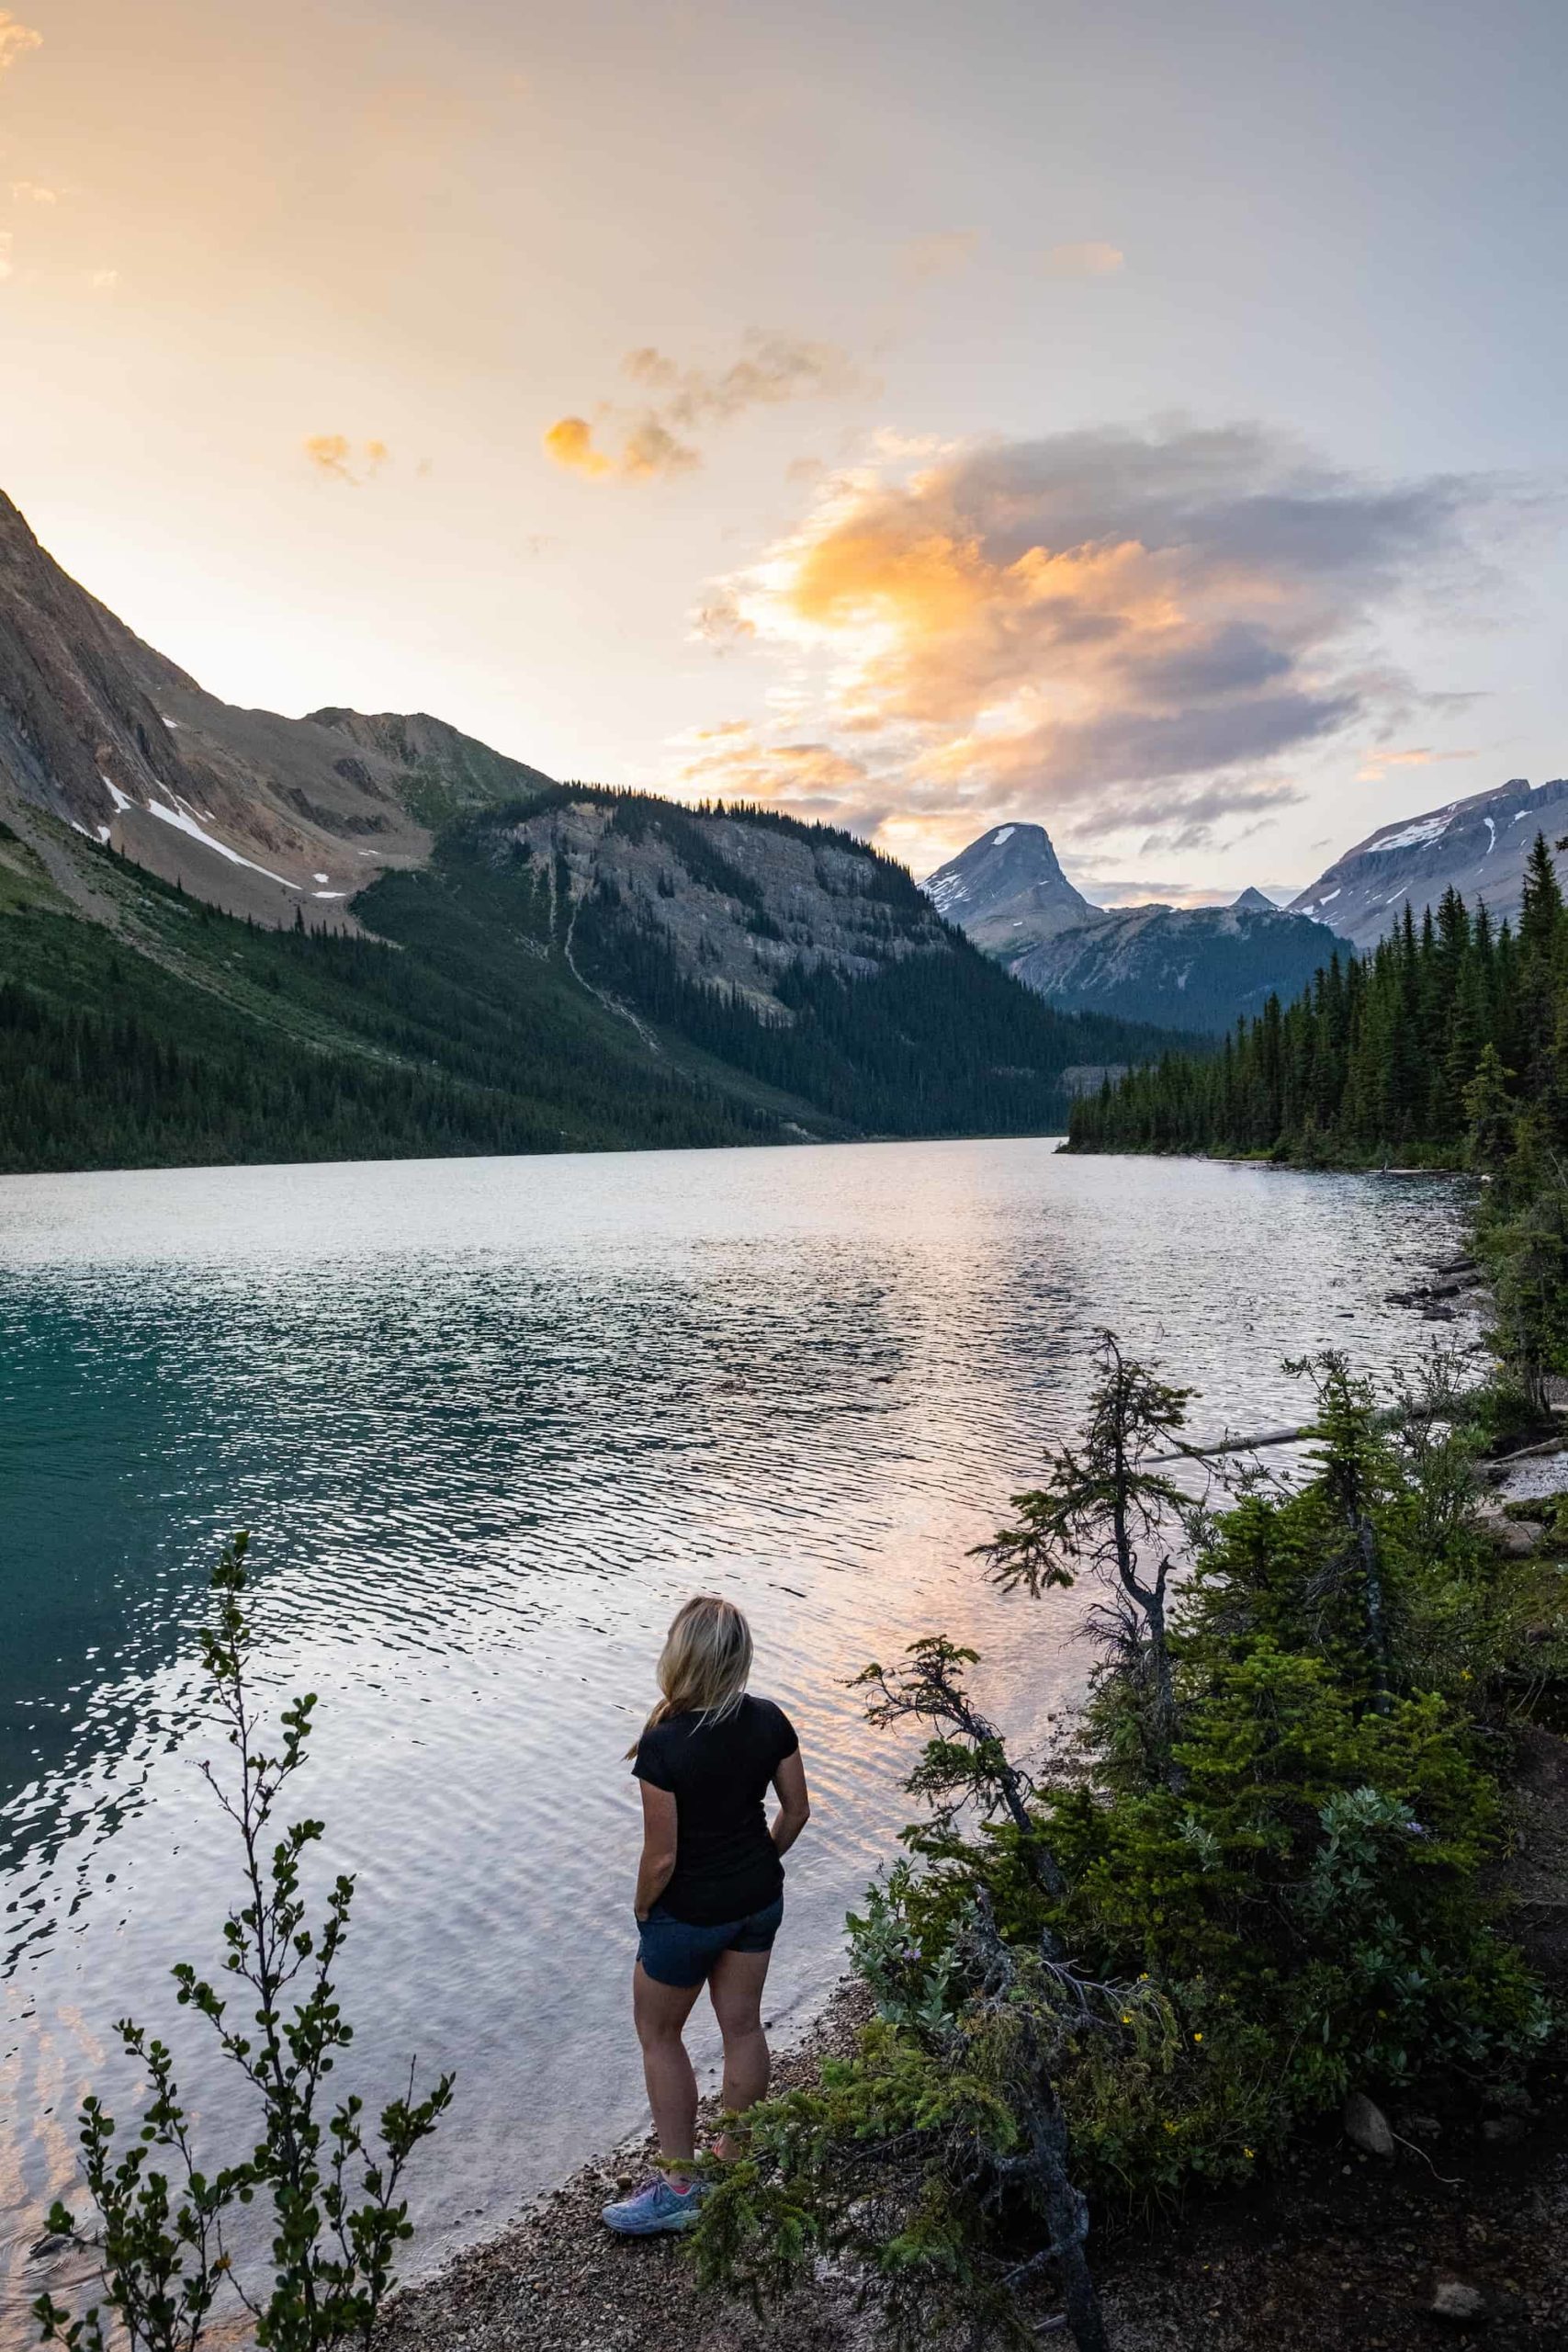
[0,1138,1474,2334]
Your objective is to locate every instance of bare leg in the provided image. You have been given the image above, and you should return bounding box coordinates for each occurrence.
[707,1946,773,2162]
[633,1962,704,2186]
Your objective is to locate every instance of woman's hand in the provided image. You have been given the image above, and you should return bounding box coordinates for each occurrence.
[633,1781,679,1919]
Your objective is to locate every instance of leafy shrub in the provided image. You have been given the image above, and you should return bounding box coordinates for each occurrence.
[35,1537,452,2352]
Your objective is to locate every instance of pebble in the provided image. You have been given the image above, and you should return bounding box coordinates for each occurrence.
[1429,2275,1488,2322]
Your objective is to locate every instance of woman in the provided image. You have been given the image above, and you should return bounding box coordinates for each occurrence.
[602,1594,811,2236]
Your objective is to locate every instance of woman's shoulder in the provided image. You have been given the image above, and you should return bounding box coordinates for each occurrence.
[743,1693,798,1746]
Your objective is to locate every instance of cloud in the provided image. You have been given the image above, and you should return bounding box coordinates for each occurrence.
[543,411,698,481]
[902,230,978,281]
[0,230,10,281]
[1043,241,1125,277]
[543,416,612,479]
[86,267,118,290]
[688,420,1503,871]
[547,329,867,484]
[671,723,882,821]
[1354,743,1477,784]
[8,178,54,203]
[302,435,392,485]
[0,13,40,80]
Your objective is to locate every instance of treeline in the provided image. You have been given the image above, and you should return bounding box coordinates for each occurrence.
[1067,835,1568,1164]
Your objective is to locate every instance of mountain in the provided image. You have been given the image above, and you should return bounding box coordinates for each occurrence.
[0,489,547,926]
[1009,899,1354,1035]
[0,491,1189,1171]
[920,822,1097,956]
[1290,775,1568,951]
[922,824,1348,1035]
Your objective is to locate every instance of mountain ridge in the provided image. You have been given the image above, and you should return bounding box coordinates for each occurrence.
[1289,775,1568,950]
[1010,898,1355,1034]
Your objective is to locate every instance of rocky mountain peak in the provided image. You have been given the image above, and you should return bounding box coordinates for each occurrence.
[1290,775,1568,951]
[1231,886,1277,911]
[920,820,1097,959]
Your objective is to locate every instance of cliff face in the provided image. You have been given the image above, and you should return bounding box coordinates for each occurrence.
[1291,776,1568,952]
[1011,899,1353,1034]
[920,822,1097,956]
[0,492,548,924]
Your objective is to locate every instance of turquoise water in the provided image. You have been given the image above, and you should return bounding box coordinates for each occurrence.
[0,1140,1474,2335]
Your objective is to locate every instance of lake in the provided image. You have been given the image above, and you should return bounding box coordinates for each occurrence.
[0,1138,1475,2335]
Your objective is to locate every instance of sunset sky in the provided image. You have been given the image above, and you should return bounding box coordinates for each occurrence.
[2,0,1563,896]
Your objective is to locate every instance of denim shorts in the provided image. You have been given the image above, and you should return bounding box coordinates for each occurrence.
[636,1894,784,1988]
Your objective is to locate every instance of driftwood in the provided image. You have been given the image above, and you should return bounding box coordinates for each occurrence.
[1480,1435,1568,1481]
[1166,1405,1568,1472]
[1161,1399,1463,1462]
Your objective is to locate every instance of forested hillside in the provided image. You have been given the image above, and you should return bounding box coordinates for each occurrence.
[0,791,1186,1173]
[1067,833,1566,1165]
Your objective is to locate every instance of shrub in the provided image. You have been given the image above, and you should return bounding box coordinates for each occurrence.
[34,1536,452,2352]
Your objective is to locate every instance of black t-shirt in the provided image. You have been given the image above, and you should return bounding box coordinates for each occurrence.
[632,1694,799,1926]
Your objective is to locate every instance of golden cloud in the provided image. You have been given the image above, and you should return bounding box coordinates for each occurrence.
[1043,241,1125,277]
[544,412,698,481]
[0,13,41,79]
[8,178,55,203]
[543,416,611,478]
[302,435,391,485]
[547,330,865,485]
[691,424,1488,857]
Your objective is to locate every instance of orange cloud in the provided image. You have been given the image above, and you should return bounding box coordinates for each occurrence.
[694,424,1486,855]
[8,178,54,203]
[303,435,391,485]
[547,331,865,485]
[544,412,696,480]
[1043,241,1125,277]
[0,13,40,80]
[543,416,611,477]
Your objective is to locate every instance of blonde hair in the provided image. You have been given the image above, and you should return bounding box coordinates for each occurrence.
[628,1594,753,1753]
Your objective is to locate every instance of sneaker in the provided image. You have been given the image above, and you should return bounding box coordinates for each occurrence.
[600,2176,707,2236]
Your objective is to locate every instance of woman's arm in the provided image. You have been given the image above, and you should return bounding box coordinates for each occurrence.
[634,1781,679,1919]
[770,1747,811,1858]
